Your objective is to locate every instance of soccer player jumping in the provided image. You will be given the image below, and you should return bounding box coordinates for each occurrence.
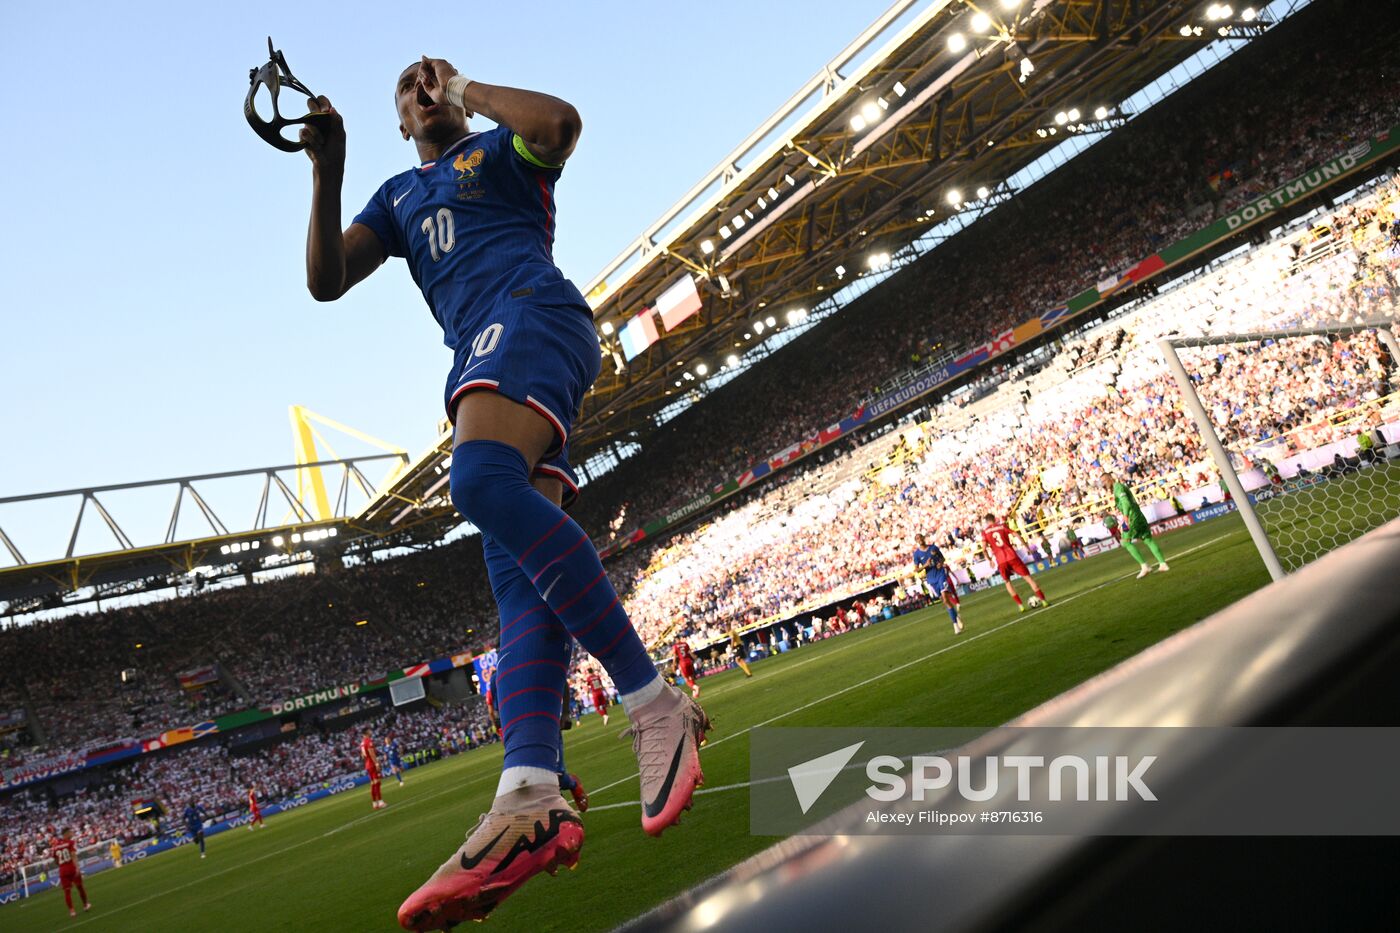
[297,57,709,929]
[1101,474,1169,577]
[980,514,1048,611]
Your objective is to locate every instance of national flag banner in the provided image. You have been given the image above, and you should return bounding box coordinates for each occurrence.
[769,442,803,469]
[142,738,165,753]
[176,665,218,690]
[987,329,1015,353]
[955,346,990,368]
[402,663,431,679]
[451,651,474,669]
[619,308,661,360]
[1095,273,1121,296]
[1120,253,1167,284]
[191,720,217,738]
[1040,306,1069,328]
[159,726,196,748]
[1013,319,1045,344]
[655,275,703,331]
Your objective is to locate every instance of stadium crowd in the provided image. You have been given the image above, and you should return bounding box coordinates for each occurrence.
[0,543,501,752]
[571,0,1400,541]
[614,188,1400,643]
[0,699,491,880]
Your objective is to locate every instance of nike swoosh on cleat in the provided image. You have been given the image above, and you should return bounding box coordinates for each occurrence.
[459,828,508,870]
[643,736,688,819]
[491,810,583,876]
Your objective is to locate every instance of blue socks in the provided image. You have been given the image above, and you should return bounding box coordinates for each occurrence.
[454,441,661,781]
[482,536,569,776]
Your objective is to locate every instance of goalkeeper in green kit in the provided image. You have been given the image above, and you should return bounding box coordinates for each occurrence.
[1101,474,1169,578]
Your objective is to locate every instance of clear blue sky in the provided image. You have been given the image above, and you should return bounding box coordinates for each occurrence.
[0,0,891,558]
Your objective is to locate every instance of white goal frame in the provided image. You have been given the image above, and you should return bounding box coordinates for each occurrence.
[17,837,118,898]
[1158,322,1400,582]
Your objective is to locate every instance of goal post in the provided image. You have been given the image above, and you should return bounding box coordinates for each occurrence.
[17,838,119,898]
[1159,322,1400,580]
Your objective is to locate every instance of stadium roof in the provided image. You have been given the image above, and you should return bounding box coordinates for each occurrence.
[568,0,1255,460]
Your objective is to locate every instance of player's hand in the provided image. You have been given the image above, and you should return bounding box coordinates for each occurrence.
[418,56,473,115]
[300,95,346,175]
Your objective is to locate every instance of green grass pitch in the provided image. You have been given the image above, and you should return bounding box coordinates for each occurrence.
[0,507,1362,932]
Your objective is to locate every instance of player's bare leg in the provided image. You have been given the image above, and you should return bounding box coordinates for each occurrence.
[1004,578,1026,612]
[736,656,752,677]
[1020,572,1047,605]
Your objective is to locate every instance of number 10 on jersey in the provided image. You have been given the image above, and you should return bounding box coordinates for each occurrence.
[421,208,455,261]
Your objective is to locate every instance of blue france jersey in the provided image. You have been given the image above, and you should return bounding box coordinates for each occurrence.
[352,125,589,349]
[913,546,945,575]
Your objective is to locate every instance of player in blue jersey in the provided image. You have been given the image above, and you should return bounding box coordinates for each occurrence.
[384,735,406,786]
[913,533,964,634]
[182,801,208,859]
[296,57,709,930]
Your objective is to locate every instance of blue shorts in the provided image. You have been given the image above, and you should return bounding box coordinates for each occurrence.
[925,568,953,598]
[443,281,600,507]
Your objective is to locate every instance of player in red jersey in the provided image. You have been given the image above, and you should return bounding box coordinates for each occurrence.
[981,513,1048,611]
[586,671,609,726]
[247,785,264,830]
[672,639,700,698]
[50,827,91,917]
[361,731,385,810]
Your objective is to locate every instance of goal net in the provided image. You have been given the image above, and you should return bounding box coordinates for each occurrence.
[16,838,118,897]
[1160,319,1400,578]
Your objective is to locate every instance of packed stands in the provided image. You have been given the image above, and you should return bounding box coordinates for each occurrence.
[0,544,501,751]
[614,182,1400,644]
[570,0,1400,542]
[0,700,492,880]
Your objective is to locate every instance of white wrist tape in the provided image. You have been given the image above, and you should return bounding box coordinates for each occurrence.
[446,74,474,110]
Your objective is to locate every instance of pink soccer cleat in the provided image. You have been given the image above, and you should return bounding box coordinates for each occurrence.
[397,787,584,930]
[622,686,711,837]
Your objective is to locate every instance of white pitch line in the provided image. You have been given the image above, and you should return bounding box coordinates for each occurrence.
[586,532,1232,799]
[52,533,1232,925]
